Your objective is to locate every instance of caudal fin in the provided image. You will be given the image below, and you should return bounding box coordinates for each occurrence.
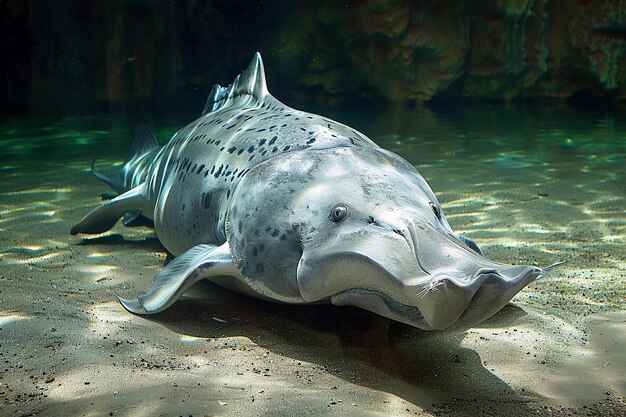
[92,128,159,194]
[123,128,158,164]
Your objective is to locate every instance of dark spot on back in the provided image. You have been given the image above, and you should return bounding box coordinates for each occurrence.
[202,192,212,209]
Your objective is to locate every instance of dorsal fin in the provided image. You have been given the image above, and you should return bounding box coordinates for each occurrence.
[201,52,269,116]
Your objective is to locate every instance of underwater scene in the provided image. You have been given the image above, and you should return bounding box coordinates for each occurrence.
[1,2,625,416]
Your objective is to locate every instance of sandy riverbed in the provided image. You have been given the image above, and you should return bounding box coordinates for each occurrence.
[1,128,625,416]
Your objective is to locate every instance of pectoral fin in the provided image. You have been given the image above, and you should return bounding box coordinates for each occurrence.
[115,243,238,314]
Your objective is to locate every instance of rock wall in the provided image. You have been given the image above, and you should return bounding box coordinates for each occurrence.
[276,0,626,103]
[1,0,625,111]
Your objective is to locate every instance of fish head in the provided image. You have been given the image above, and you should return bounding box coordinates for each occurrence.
[227,147,541,330]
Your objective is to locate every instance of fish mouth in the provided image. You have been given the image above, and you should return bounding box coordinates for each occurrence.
[331,287,434,330]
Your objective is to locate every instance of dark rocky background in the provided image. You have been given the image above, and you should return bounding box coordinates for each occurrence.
[2,0,626,114]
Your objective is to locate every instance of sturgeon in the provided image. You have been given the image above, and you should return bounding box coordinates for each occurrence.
[71,53,555,330]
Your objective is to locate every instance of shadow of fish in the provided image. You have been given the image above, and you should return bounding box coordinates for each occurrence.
[71,53,560,330]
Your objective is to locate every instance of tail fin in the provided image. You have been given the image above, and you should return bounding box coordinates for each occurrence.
[92,128,158,194]
[124,128,158,164]
[91,157,121,193]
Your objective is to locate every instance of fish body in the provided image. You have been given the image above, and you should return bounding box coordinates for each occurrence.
[72,53,544,330]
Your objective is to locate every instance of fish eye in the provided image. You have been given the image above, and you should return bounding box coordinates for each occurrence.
[429,202,441,220]
[330,204,348,222]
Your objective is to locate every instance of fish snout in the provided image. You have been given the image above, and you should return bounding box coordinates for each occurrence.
[456,264,541,327]
[407,264,541,330]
